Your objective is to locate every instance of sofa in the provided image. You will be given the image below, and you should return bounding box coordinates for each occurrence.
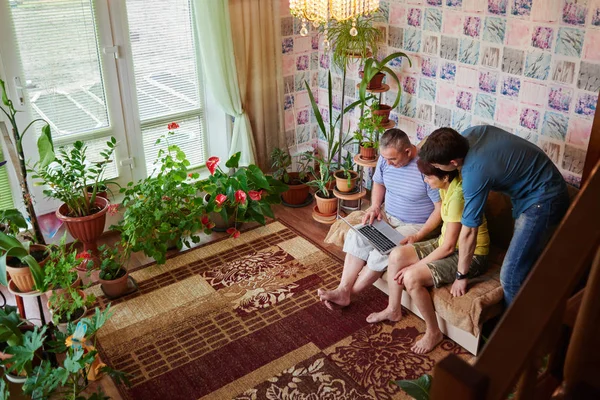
[325,188,577,355]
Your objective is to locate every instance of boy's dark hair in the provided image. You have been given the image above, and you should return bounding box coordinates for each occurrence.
[380,128,411,150]
[417,159,459,182]
[418,127,469,165]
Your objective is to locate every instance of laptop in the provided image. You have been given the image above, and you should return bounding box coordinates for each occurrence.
[339,215,404,255]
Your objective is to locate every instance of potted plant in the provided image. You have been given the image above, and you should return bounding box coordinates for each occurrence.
[354,109,384,160]
[371,99,392,124]
[334,152,359,193]
[358,52,412,111]
[117,124,207,265]
[270,147,311,206]
[307,162,337,216]
[0,79,46,244]
[31,135,116,261]
[96,241,130,298]
[199,152,288,236]
[0,231,46,293]
[0,306,42,384]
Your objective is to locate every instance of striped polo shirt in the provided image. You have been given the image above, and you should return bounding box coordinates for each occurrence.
[372,156,440,224]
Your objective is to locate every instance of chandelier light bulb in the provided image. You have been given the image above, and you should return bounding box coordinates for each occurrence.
[350,27,358,36]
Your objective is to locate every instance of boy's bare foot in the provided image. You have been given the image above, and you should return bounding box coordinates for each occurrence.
[411,331,444,354]
[366,308,403,323]
[323,300,343,310]
[317,288,350,307]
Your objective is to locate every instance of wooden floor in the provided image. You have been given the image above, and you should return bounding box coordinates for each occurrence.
[2,202,352,399]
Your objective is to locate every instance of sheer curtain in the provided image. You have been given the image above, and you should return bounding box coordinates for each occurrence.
[192,0,256,166]
[229,0,284,169]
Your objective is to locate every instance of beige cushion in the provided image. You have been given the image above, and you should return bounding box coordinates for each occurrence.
[324,210,365,247]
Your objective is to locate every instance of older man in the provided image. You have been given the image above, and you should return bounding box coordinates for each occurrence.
[318,129,442,309]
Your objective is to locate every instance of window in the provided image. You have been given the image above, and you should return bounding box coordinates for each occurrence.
[0,0,215,214]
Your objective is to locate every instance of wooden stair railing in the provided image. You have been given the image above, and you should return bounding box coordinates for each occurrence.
[430,159,600,400]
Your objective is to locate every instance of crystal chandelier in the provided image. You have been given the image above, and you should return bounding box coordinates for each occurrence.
[289,0,380,49]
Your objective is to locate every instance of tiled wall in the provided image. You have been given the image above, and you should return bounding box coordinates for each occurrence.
[281,0,600,187]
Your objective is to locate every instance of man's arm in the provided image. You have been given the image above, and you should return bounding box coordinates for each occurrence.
[362,182,386,224]
[400,201,442,244]
[450,225,478,297]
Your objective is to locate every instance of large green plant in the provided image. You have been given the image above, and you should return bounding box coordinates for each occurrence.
[0,79,46,244]
[354,108,384,148]
[270,148,311,184]
[326,15,383,71]
[117,130,206,265]
[31,137,116,217]
[393,374,432,400]
[358,52,412,109]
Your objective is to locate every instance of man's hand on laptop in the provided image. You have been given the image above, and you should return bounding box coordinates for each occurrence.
[362,205,382,225]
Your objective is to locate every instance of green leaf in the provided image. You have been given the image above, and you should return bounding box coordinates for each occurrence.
[37,124,55,168]
[392,374,432,400]
[233,169,248,191]
[305,81,327,139]
[0,79,9,107]
[3,326,46,375]
[226,152,241,169]
[247,165,269,190]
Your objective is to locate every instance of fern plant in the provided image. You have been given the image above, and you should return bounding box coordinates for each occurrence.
[326,15,383,71]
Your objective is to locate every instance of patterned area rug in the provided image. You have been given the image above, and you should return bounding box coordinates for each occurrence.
[86,221,472,400]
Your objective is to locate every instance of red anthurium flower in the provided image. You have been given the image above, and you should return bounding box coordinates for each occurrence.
[215,193,227,206]
[76,251,91,260]
[201,215,210,226]
[248,190,261,201]
[234,190,247,205]
[206,156,220,175]
[168,122,180,130]
[226,227,240,239]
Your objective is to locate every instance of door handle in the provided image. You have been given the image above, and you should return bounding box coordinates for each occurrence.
[13,76,25,106]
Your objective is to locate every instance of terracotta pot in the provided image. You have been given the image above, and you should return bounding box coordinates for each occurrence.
[334,170,359,193]
[360,71,385,90]
[6,244,49,292]
[281,172,310,206]
[203,194,240,232]
[315,192,337,215]
[360,145,378,160]
[56,197,109,259]
[372,104,392,124]
[99,270,129,298]
[87,185,108,199]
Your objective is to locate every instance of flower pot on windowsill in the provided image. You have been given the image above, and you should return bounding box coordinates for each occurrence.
[334,170,359,193]
[56,197,109,260]
[281,172,310,206]
[372,104,392,124]
[359,71,385,90]
[360,144,378,160]
[6,244,49,292]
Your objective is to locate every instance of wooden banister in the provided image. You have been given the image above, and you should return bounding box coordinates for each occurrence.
[431,160,600,399]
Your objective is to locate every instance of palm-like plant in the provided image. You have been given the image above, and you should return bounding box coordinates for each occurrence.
[358,52,412,110]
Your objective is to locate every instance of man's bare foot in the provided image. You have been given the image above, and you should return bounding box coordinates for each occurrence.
[366,308,403,323]
[411,331,444,354]
[323,300,343,311]
[317,288,350,307]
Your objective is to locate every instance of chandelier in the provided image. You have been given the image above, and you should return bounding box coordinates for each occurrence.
[289,0,380,48]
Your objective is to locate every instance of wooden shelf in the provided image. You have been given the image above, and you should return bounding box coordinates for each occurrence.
[355,83,390,93]
[333,188,367,200]
[353,154,378,168]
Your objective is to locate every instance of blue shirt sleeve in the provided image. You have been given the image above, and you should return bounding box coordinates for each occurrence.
[461,168,490,228]
[372,156,385,185]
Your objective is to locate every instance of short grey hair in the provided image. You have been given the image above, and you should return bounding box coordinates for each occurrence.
[379,128,411,150]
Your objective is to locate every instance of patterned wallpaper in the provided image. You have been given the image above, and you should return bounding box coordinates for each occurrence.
[280,0,600,187]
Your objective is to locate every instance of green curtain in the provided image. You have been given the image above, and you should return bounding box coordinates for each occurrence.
[192,0,257,166]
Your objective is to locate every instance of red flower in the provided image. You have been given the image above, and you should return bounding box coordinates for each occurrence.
[201,215,210,225]
[226,227,240,239]
[206,156,220,175]
[234,190,247,205]
[188,173,193,178]
[161,195,171,201]
[248,190,261,201]
[168,122,180,130]
[76,252,91,260]
[215,193,227,206]
[107,204,119,216]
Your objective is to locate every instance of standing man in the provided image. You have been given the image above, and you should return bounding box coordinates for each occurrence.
[318,128,442,310]
[419,125,570,305]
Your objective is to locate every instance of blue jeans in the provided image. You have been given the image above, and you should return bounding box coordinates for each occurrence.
[500,192,570,306]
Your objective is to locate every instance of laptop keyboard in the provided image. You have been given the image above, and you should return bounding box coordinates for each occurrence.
[357,225,397,253]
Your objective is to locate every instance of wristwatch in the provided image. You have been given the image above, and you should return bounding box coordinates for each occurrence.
[456,271,468,280]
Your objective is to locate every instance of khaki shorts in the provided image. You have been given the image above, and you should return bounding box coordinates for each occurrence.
[412,238,488,288]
